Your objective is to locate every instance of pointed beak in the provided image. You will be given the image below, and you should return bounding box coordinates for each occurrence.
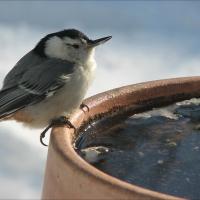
[88,36,112,47]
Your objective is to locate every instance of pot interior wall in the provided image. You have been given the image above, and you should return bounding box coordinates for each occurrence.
[75,98,200,200]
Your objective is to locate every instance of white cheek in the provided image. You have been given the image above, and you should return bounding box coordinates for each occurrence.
[45,36,94,64]
[45,36,68,60]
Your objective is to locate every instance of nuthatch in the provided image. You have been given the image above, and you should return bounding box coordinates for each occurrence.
[0,29,112,146]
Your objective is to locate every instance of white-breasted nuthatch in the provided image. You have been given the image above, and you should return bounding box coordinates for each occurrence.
[0,29,112,146]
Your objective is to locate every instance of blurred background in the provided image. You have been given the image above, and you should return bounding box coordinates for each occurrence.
[0,1,200,199]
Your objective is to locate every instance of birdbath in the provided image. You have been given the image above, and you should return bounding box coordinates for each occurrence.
[42,76,200,200]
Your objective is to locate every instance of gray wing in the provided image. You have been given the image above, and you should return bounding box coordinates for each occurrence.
[0,53,75,118]
[3,51,46,89]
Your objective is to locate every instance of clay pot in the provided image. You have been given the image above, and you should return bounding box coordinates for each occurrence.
[42,77,200,200]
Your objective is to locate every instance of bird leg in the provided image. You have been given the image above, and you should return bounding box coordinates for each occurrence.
[80,103,89,112]
[40,116,76,146]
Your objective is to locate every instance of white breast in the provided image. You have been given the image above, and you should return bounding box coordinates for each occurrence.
[23,58,96,128]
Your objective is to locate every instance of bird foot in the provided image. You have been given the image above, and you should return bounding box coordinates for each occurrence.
[80,103,89,112]
[40,116,76,146]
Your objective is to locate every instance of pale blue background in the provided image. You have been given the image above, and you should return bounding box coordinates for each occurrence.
[0,1,200,199]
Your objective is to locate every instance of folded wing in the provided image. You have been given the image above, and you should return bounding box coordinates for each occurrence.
[0,54,75,119]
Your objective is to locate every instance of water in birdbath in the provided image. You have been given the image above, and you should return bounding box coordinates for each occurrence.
[75,98,200,200]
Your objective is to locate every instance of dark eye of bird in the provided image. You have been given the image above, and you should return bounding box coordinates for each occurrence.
[72,44,80,49]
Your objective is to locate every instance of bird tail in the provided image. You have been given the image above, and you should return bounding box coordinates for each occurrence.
[0,115,12,121]
[0,87,25,120]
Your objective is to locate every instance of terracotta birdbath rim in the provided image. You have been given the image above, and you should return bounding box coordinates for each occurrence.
[43,76,200,200]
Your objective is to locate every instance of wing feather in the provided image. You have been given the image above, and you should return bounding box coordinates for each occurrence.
[0,87,43,118]
[0,52,75,119]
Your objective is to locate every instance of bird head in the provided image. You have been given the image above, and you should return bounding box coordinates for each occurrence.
[34,29,112,64]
